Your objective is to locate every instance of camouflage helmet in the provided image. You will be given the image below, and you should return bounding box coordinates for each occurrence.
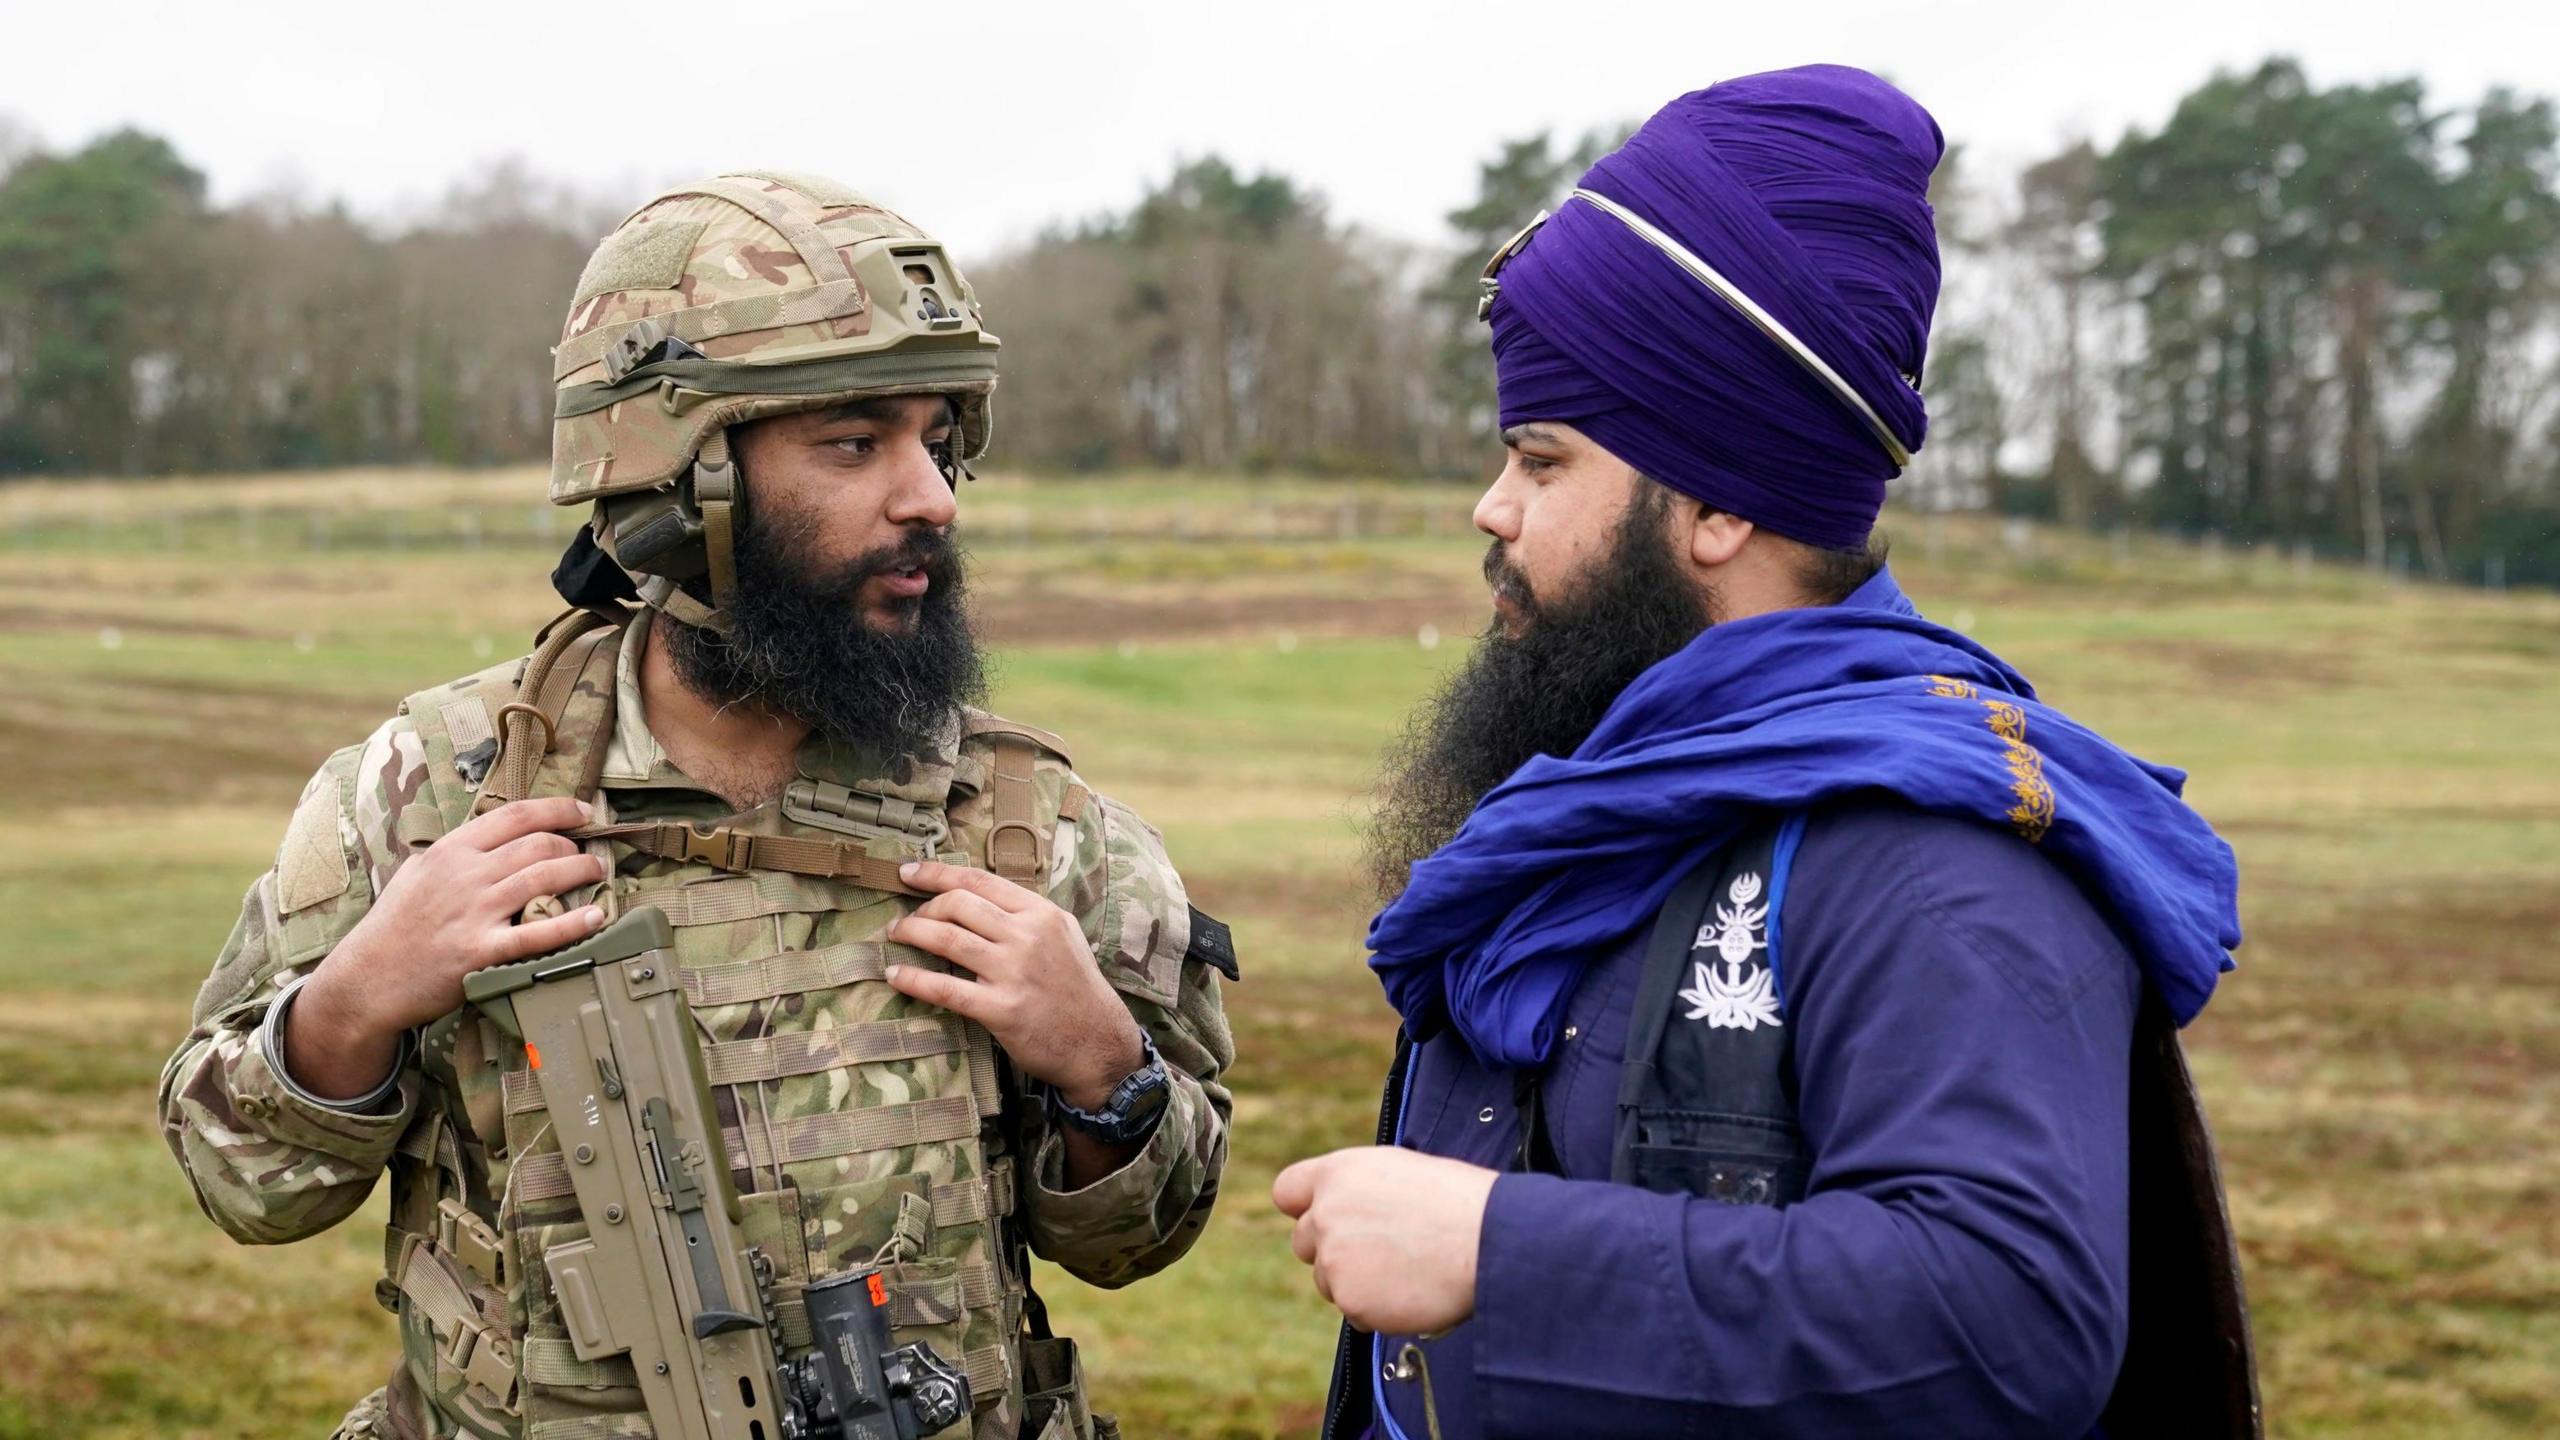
[549,170,999,629]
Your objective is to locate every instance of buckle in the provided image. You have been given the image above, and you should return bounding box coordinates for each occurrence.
[435,1197,505,1288]
[442,1314,520,1416]
[443,1312,480,1370]
[987,821,1042,880]
[677,824,750,871]
[462,1330,521,1415]
[691,450,736,505]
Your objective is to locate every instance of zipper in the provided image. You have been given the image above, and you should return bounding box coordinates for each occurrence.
[1320,1028,1413,1440]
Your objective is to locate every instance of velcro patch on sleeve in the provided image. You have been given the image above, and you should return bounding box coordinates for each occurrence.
[275,781,352,915]
[1184,906,1239,982]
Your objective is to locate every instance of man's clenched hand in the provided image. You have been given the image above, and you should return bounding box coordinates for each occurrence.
[1271,1146,1498,1335]
[292,796,609,1099]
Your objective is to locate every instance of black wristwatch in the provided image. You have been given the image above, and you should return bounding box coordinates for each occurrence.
[1046,1031,1172,1146]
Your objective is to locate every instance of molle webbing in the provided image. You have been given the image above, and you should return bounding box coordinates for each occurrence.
[576,820,930,898]
[506,1015,968,1091]
[633,871,891,927]
[523,1415,658,1440]
[965,1026,1001,1118]
[699,1016,966,1085]
[759,1259,1006,1334]
[506,1093,979,1200]
[677,939,923,1006]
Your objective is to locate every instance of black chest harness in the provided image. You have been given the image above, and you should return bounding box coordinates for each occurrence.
[1323,817,2262,1440]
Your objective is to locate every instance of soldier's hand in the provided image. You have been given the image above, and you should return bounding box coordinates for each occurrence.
[883,860,1146,1110]
[1272,1147,1497,1335]
[294,798,610,1090]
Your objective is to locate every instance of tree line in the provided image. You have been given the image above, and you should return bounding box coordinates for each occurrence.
[2,57,2554,583]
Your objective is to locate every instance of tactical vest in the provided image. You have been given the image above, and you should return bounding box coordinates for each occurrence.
[1325,814,2263,1440]
[370,607,1104,1440]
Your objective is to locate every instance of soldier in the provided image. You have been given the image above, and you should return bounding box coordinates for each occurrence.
[159,172,1235,1440]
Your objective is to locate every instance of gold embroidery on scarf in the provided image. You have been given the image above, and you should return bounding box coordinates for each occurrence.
[1978,700,2055,843]
[1921,677,2055,844]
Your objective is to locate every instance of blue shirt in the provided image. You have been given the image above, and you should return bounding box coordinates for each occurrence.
[1375,799,2139,1439]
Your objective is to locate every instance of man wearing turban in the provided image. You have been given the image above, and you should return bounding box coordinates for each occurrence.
[1273,66,2259,1439]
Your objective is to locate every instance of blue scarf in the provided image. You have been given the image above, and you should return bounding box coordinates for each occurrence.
[1367,569,2240,1070]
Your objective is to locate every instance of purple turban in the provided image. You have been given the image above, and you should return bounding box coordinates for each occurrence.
[1489,64,1945,550]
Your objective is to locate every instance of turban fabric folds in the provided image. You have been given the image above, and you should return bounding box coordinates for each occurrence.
[1490,65,1946,550]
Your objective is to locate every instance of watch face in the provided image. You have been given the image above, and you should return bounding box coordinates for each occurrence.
[1121,1069,1172,1128]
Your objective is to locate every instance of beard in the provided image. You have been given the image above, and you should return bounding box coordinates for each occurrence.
[658,505,987,768]
[1364,485,1712,904]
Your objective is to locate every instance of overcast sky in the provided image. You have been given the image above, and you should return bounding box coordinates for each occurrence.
[10,0,2559,259]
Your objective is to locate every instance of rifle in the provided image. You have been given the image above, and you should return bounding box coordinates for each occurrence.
[467,908,971,1440]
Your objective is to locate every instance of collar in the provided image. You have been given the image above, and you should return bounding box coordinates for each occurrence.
[1840,563,1919,617]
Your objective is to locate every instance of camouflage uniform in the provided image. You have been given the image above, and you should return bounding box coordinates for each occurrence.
[157,174,1234,1440]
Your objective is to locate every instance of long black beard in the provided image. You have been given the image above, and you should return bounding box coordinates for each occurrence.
[1365,489,1711,903]
[658,506,986,767]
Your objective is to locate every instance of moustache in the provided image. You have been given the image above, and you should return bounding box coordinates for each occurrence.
[1482,541,1537,616]
[829,527,963,594]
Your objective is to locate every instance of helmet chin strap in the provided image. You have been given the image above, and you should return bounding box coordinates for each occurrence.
[692,427,740,617]
[625,428,741,634]
[636,574,731,633]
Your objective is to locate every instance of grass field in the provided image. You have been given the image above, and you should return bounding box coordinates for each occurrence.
[1,468,2554,1439]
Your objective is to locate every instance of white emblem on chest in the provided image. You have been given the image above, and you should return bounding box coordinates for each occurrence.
[1678,871,1783,1030]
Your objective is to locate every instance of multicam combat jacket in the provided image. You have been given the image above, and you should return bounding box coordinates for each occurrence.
[159,616,1235,1440]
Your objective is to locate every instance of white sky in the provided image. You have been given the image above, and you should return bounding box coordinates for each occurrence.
[9,0,2559,258]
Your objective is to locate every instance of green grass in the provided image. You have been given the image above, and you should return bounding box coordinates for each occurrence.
[1,470,2554,1437]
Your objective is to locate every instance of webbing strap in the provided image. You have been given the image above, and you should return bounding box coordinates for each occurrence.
[881,1259,1004,1327]
[941,1158,1016,1225]
[638,572,727,634]
[397,1238,521,1413]
[519,1335,636,1389]
[966,1025,1002,1119]
[698,1016,965,1087]
[679,940,917,1006]
[693,428,737,617]
[630,872,883,927]
[509,1094,979,1198]
[753,1091,978,1169]
[579,821,928,897]
[396,1238,477,1337]
[396,1116,440,1162]
[475,610,622,816]
[964,1345,1012,1411]
[985,734,1043,885]
[682,178,857,286]
[524,1413,654,1440]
